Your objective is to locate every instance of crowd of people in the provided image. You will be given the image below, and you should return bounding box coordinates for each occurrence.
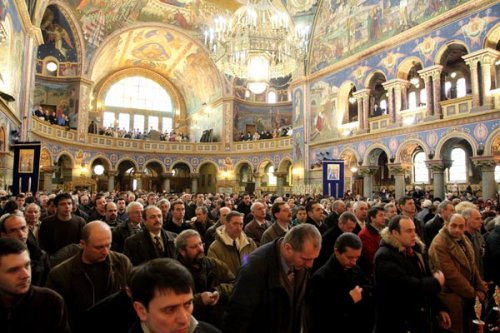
[0,188,499,332]
[236,126,292,141]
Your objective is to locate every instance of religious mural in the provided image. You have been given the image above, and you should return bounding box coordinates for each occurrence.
[189,104,222,143]
[306,3,499,142]
[309,0,473,73]
[38,5,78,64]
[0,0,25,115]
[33,80,79,128]
[233,102,292,139]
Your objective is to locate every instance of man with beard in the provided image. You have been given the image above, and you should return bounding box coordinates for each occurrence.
[124,205,177,266]
[0,238,69,332]
[176,229,234,329]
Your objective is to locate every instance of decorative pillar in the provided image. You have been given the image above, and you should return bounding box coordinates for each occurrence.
[359,166,378,199]
[472,157,497,200]
[464,49,500,108]
[386,85,395,122]
[107,171,116,192]
[191,173,199,194]
[353,89,370,132]
[273,171,287,196]
[43,167,55,193]
[420,72,433,117]
[463,55,481,108]
[426,160,451,200]
[135,172,143,191]
[162,172,173,193]
[419,65,443,120]
[253,172,262,196]
[388,163,409,200]
[77,81,94,143]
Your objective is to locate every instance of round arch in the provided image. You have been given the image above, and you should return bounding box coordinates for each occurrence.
[115,158,139,171]
[198,160,220,173]
[434,40,470,65]
[484,127,500,157]
[434,131,478,159]
[364,70,388,89]
[278,158,293,173]
[55,151,75,167]
[363,144,391,166]
[234,160,254,174]
[338,81,357,124]
[483,22,500,49]
[171,160,194,173]
[88,155,112,171]
[339,147,361,163]
[396,56,424,80]
[395,139,430,164]
[257,159,275,174]
[144,159,167,174]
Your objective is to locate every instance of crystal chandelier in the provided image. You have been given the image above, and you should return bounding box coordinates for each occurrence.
[204,0,307,95]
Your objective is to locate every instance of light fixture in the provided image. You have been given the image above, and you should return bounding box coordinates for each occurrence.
[204,0,307,95]
[46,61,58,72]
[93,165,104,176]
[450,72,457,78]
[349,97,356,104]
[350,166,358,173]
[410,77,420,86]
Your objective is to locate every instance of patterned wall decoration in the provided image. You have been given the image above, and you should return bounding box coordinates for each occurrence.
[33,79,79,125]
[233,101,292,139]
[309,0,473,73]
[0,0,25,115]
[306,3,499,143]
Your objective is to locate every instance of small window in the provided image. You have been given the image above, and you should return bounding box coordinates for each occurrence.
[413,152,428,183]
[148,116,159,131]
[266,165,277,186]
[449,148,467,183]
[134,115,145,132]
[379,100,387,113]
[103,112,115,128]
[495,165,500,182]
[420,89,427,105]
[267,91,277,103]
[456,78,466,98]
[118,113,130,130]
[408,92,417,109]
[162,117,172,133]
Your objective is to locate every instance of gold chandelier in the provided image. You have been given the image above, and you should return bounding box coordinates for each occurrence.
[204,0,308,95]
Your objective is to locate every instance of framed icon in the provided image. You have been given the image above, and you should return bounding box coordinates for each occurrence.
[19,149,35,173]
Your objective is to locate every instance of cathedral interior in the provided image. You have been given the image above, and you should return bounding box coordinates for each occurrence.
[0,0,499,199]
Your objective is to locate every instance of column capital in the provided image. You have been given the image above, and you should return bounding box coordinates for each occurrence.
[359,166,378,176]
[425,160,452,172]
[134,172,144,178]
[388,163,410,175]
[42,166,56,174]
[190,173,200,178]
[108,171,118,177]
[471,156,497,171]
[418,65,443,79]
[272,171,287,177]
[161,172,174,178]
[253,172,261,178]
[382,79,411,89]
[352,89,370,100]
[463,48,500,66]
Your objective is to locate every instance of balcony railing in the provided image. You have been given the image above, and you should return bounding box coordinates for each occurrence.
[368,114,390,132]
[440,96,473,118]
[400,106,427,125]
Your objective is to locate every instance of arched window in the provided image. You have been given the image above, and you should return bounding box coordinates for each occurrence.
[495,165,500,182]
[267,91,277,104]
[408,91,417,109]
[413,151,429,183]
[449,148,467,183]
[103,76,174,132]
[456,78,466,98]
[266,165,277,186]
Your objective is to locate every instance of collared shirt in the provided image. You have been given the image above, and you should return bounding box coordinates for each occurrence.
[149,232,163,249]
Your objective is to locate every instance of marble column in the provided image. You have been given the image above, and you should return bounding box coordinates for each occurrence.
[273,171,287,196]
[464,56,480,107]
[464,48,500,108]
[431,67,443,118]
[418,65,443,119]
[191,173,199,194]
[135,172,143,191]
[253,172,262,196]
[388,164,409,200]
[107,171,116,192]
[162,172,173,193]
[422,73,433,117]
[426,160,451,200]
[353,89,370,132]
[43,167,55,193]
[472,157,497,200]
[359,166,378,199]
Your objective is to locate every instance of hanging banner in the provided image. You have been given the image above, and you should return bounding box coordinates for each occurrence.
[323,160,344,198]
[12,141,41,194]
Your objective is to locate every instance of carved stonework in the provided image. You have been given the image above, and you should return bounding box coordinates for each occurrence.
[388,163,409,176]
[359,166,378,176]
[472,157,497,172]
[426,160,452,172]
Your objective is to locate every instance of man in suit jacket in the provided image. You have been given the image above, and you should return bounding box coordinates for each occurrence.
[424,200,454,247]
[124,205,177,266]
[261,202,292,245]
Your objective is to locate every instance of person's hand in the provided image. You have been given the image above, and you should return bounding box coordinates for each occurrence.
[201,291,220,306]
[438,311,451,329]
[349,285,363,303]
[476,290,486,302]
[433,270,445,287]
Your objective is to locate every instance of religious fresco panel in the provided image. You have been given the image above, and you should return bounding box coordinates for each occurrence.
[33,80,79,126]
[233,102,292,139]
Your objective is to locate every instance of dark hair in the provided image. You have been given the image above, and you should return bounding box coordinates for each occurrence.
[171,200,185,211]
[225,211,243,223]
[387,215,412,233]
[54,193,73,206]
[335,232,362,253]
[305,200,320,213]
[129,258,194,309]
[338,211,357,225]
[398,196,413,207]
[3,200,19,214]
[0,237,27,258]
[368,206,384,222]
[271,202,286,220]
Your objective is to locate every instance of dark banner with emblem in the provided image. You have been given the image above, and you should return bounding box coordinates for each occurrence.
[12,141,41,194]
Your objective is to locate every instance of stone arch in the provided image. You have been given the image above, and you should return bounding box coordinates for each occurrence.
[434,40,470,65]
[338,81,357,124]
[234,159,254,174]
[363,144,391,166]
[257,159,275,174]
[88,155,112,171]
[278,158,293,173]
[171,160,194,173]
[364,70,388,89]
[396,56,424,80]
[55,151,75,167]
[484,127,500,158]
[483,22,500,49]
[395,139,430,164]
[144,159,167,174]
[435,131,478,159]
[339,147,361,163]
[115,157,139,171]
[198,160,220,173]
[40,148,53,169]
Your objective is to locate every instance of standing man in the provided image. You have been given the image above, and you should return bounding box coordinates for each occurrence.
[104,202,119,227]
[399,196,424,238]
[38,193,86,255]
[165,200,192,234]
[462,207,485,277]
[112,201,144,253]
[116,197,128,223]
[88,194,106,222]
[223,224,322,333]
[205,206,230,251]
[305,201,328,234]
[176,229,235,329]
[0,238,69,332]
[46,221,132,332]
[0,212,50,286]
[323,200,346,229]
[374,215,450,333]
[261,202,292,245]
[306,233,373,333]
[24,202,42,243]
[207,211,256,276]
[244,202,271,246]
[128,258,221,333]
[424,200,455,247]
[428,214,486,333]
[358,206,385,279]
[124,205,177,266]
[353,201,368,232]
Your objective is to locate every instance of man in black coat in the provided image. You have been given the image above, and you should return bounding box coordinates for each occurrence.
[374,215,451,333]
[424,200,454,247]
[306,232,373,333]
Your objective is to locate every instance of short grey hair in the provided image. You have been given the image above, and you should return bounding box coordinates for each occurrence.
[126,201,144,213]
[175,229,201,250]
[283,223,321,252]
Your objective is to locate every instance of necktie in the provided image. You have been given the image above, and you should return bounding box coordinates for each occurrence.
[287,269,295,285]
[154,236,163,253]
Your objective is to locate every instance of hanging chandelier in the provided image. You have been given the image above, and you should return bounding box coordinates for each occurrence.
[204,0,308,95]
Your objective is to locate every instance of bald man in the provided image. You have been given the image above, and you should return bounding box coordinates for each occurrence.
[46,221,132,332]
